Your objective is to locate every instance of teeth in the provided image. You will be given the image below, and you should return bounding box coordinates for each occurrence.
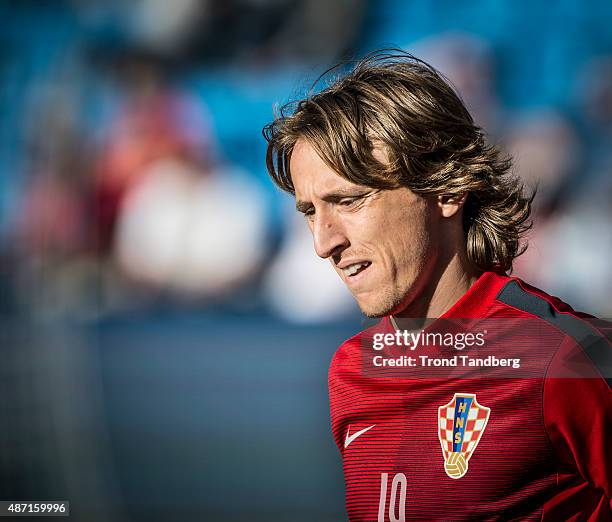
[343,262,369,277]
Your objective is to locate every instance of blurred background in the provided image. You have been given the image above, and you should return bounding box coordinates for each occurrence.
[0,1,611,520]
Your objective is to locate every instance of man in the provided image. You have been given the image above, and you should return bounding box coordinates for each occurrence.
[263,51,610,521]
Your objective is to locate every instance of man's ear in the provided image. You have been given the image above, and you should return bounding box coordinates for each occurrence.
[437,193,468,218]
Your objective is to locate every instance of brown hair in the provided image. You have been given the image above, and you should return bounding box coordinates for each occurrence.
[263,50,532,272]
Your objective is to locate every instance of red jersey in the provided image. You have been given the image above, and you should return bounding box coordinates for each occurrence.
[329,271,611,521]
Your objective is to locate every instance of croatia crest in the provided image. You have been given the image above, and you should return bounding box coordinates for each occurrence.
[438,393,490,479]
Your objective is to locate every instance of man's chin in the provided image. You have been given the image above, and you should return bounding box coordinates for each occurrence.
[356,299,398,319]
[355,291,411,318]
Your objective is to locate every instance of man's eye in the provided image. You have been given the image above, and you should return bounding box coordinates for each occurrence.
[339,197,359,207]
[304,209,315,218]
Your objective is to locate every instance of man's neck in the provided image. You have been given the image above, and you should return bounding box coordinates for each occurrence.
[394,253,481,320]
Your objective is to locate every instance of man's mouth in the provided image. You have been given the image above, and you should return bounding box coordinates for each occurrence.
[341,261,372,280]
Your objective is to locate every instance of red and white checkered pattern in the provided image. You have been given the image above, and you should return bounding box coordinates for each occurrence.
[438,393,490,461]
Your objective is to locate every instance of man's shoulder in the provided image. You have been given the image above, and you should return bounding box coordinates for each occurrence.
[491,276,610,384]
[492,276,608,336]
[494,276,587,317]
[449,270,595,321]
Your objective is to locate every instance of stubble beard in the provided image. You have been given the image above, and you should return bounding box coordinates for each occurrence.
[355,286,408,318]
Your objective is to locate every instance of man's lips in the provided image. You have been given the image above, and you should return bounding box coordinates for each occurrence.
[338,261,372,283]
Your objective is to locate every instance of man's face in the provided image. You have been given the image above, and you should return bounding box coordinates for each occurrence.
[290,139,440,317]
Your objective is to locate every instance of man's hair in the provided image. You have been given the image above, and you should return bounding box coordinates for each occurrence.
[263,50,532,272]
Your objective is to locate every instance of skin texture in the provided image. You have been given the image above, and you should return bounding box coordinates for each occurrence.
[290,139,480,318]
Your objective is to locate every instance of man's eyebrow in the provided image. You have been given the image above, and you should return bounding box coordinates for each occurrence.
[295,188,370,213]
[296,200,312,213]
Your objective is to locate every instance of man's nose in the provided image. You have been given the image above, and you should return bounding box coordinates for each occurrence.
[312,211,349,259]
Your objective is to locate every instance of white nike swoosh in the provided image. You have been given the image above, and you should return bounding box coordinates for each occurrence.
[344,424,376,448]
